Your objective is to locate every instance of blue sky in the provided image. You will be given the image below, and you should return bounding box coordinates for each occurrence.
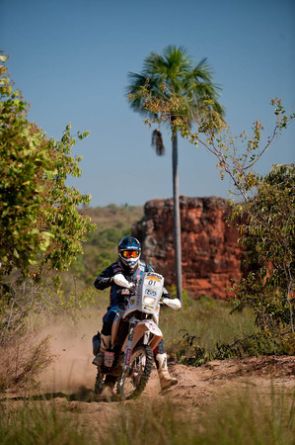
[1,0,294,206]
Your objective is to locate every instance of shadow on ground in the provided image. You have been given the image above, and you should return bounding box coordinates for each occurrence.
[1,385,100,403]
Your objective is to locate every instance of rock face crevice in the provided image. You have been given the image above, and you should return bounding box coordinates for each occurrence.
[133,196,242,299]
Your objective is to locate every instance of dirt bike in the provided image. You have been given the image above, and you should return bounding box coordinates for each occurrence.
[92,272,181,400]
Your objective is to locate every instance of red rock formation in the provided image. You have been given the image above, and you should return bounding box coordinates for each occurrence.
[133,196,242,299]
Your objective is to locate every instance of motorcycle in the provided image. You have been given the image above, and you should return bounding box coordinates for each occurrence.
[92,271,181,400]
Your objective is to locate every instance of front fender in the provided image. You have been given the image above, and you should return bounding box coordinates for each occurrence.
[137,319,163,337]
[122,320,163,352]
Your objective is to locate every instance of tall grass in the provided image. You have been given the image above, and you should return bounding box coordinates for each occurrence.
[0,402,92,445]
[101,386,295,445]
[160,295,257,360]
[1,383,293,444]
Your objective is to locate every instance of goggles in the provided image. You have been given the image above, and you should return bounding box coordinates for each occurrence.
[121,249,139,259]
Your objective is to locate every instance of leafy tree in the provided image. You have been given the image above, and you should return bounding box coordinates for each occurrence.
[182,95,294,333]
[0,55,93,280]
[168,78,294,333]
[236,164,295,332]
[127,46,224,300]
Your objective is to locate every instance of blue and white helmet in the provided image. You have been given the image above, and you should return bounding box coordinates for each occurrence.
[118,236,141,270]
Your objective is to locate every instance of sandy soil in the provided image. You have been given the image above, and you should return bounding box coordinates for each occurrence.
[2,316,295,439]
[37,314,295,393]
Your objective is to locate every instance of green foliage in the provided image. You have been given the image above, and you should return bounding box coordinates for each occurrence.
[0,55,94,388]
[173,164,295,364]
[127,45,224,143]
[181,331,295,367]
[127,47,225,301]
[37,205,143,316]
[160,296,257,363]
[235,164,295,331]
[213,331,295,360]
[183,97,295,201]
[0,55,93,278]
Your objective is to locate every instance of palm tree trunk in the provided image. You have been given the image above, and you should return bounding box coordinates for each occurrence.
[171,126,182,302]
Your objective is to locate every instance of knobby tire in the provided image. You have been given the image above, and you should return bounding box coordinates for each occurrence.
[117,344,154,400]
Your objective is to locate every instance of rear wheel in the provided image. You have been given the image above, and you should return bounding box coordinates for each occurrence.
[117,345,154,400]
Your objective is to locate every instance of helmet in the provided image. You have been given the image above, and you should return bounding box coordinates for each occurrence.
[118,236,141,270]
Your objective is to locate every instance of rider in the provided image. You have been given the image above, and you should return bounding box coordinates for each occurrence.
[92,235,178,390]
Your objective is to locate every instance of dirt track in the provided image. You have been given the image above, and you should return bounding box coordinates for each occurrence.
[20,354,295,439]
[34,316,295,424]
[3,315,294,439]
[35,314,295,401]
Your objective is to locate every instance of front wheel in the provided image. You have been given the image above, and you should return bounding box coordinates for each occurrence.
[117,345,154,400]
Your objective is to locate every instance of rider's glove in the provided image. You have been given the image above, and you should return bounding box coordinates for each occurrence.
[162,298,182,310]
[113,273,135,290]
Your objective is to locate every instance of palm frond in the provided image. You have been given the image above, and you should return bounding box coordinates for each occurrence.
[164,46,191,70]
[151,129,165,156]
[144,52,167,76]
[127,72,151,115]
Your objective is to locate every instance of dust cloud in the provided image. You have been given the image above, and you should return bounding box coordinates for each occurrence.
[37,310,103,393]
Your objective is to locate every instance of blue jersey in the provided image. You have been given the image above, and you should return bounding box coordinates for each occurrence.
[94,260,154,308]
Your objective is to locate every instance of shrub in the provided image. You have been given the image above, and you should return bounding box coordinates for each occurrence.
[0,337,52,392]
[234,164,295,332]
[0,54,93,279]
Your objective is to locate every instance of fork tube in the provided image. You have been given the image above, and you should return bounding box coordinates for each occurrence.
[124,321,136,368]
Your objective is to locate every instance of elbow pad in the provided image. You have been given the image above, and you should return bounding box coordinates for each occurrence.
[94,276,112,289]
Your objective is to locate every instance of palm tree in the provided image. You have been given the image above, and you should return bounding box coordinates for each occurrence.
[127,46,224,301]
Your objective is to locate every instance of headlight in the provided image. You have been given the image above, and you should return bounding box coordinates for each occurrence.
[144,296,155,307]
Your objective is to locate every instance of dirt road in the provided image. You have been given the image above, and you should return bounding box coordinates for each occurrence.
[31,314,294,421]
[4,314,294,440]
[35,353,295,440]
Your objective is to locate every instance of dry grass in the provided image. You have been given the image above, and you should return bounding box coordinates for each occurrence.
[0,336,53,392]
[0,401,92,445]
[100,385,295,445]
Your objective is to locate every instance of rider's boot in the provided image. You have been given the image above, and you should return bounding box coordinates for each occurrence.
[93,335,116,400]
[155,353,178,390]
[92,334,111,366]
[100,375,117,401]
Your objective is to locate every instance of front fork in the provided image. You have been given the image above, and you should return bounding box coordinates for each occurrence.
[118,319,136,392]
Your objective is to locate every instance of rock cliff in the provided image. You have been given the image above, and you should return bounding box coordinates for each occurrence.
[133,196,242,299]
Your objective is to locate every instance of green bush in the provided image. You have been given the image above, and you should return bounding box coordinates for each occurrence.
[0,55,93,279]
[213,331,295,361]
[160,295,295,365]
[234,164,295,332]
